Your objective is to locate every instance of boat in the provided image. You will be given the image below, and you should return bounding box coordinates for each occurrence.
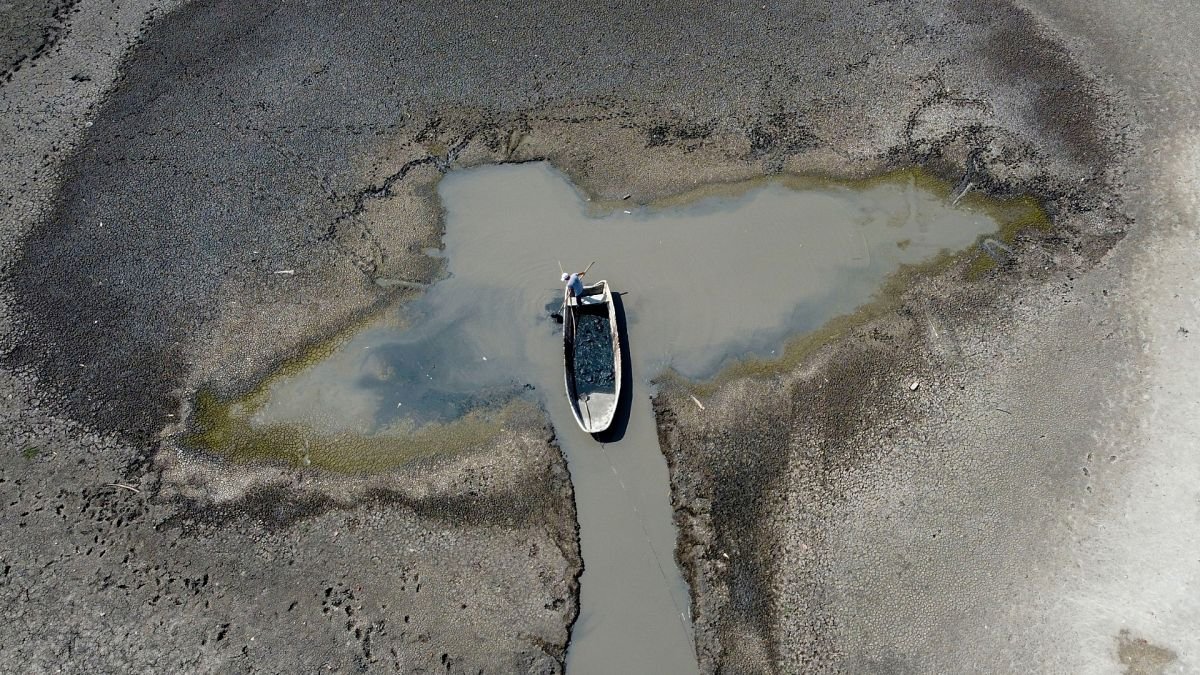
[563,280,622,434]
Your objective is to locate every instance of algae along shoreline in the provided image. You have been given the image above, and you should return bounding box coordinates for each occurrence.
[179,165,1048,474]
[184,388,527,472]
[682,198,1050,395]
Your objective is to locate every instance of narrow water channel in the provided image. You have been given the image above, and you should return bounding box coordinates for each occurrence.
[236,162,1004,673]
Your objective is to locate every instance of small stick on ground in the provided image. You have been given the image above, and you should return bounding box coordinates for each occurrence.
[105,483,141,494]
[952,181,974,206]
[690,395,706,411]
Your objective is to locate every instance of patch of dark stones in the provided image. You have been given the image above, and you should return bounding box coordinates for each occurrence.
[570,310,616,397]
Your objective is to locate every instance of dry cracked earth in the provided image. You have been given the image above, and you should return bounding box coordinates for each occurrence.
[1,0,1197,673]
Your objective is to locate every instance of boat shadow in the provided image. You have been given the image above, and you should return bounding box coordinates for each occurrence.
[592,291,632,443]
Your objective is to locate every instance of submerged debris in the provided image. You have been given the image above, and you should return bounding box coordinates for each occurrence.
[979,238,1015,264]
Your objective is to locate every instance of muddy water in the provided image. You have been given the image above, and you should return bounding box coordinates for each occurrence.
[245,162,1002,673]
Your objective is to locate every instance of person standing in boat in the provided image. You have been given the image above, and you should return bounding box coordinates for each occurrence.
[562,269,586,301]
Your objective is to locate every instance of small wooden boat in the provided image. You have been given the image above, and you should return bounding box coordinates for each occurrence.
[563,280,622,434]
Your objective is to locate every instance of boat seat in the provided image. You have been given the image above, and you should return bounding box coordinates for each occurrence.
[568,294,605,306]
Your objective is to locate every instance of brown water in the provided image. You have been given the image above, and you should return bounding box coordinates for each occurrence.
[240,162,1004,673]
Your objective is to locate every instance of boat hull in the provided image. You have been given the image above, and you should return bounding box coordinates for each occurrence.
[563,280,622,434]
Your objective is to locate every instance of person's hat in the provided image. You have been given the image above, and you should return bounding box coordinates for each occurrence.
[561,273,570,281]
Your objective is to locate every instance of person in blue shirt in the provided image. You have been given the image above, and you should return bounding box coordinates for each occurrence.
[562,270,586,301]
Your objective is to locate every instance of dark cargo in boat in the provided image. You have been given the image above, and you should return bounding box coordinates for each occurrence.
[563,280,622,433]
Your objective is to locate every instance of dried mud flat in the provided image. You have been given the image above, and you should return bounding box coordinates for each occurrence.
[1,0,1197,673]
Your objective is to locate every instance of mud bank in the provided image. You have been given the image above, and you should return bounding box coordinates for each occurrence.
[3,391,579,671]
[647,5,1200,674]
[2,0,1188,672]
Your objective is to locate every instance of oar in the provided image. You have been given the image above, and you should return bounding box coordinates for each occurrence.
[556,260,568,322]
[571,262,596,311]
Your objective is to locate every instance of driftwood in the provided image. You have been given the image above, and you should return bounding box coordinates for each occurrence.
[105,483,141,494]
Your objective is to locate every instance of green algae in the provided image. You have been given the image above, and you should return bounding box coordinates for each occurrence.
[230,288,423,405]
[178,291,497,474]
[683,250,952,397]
[962,193,1052,278]
[183,387,524,473]
[609,166,1050,283]
[672,171,1050,396]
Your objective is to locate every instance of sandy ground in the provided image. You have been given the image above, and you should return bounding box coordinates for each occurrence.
[1,0,1196,672]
